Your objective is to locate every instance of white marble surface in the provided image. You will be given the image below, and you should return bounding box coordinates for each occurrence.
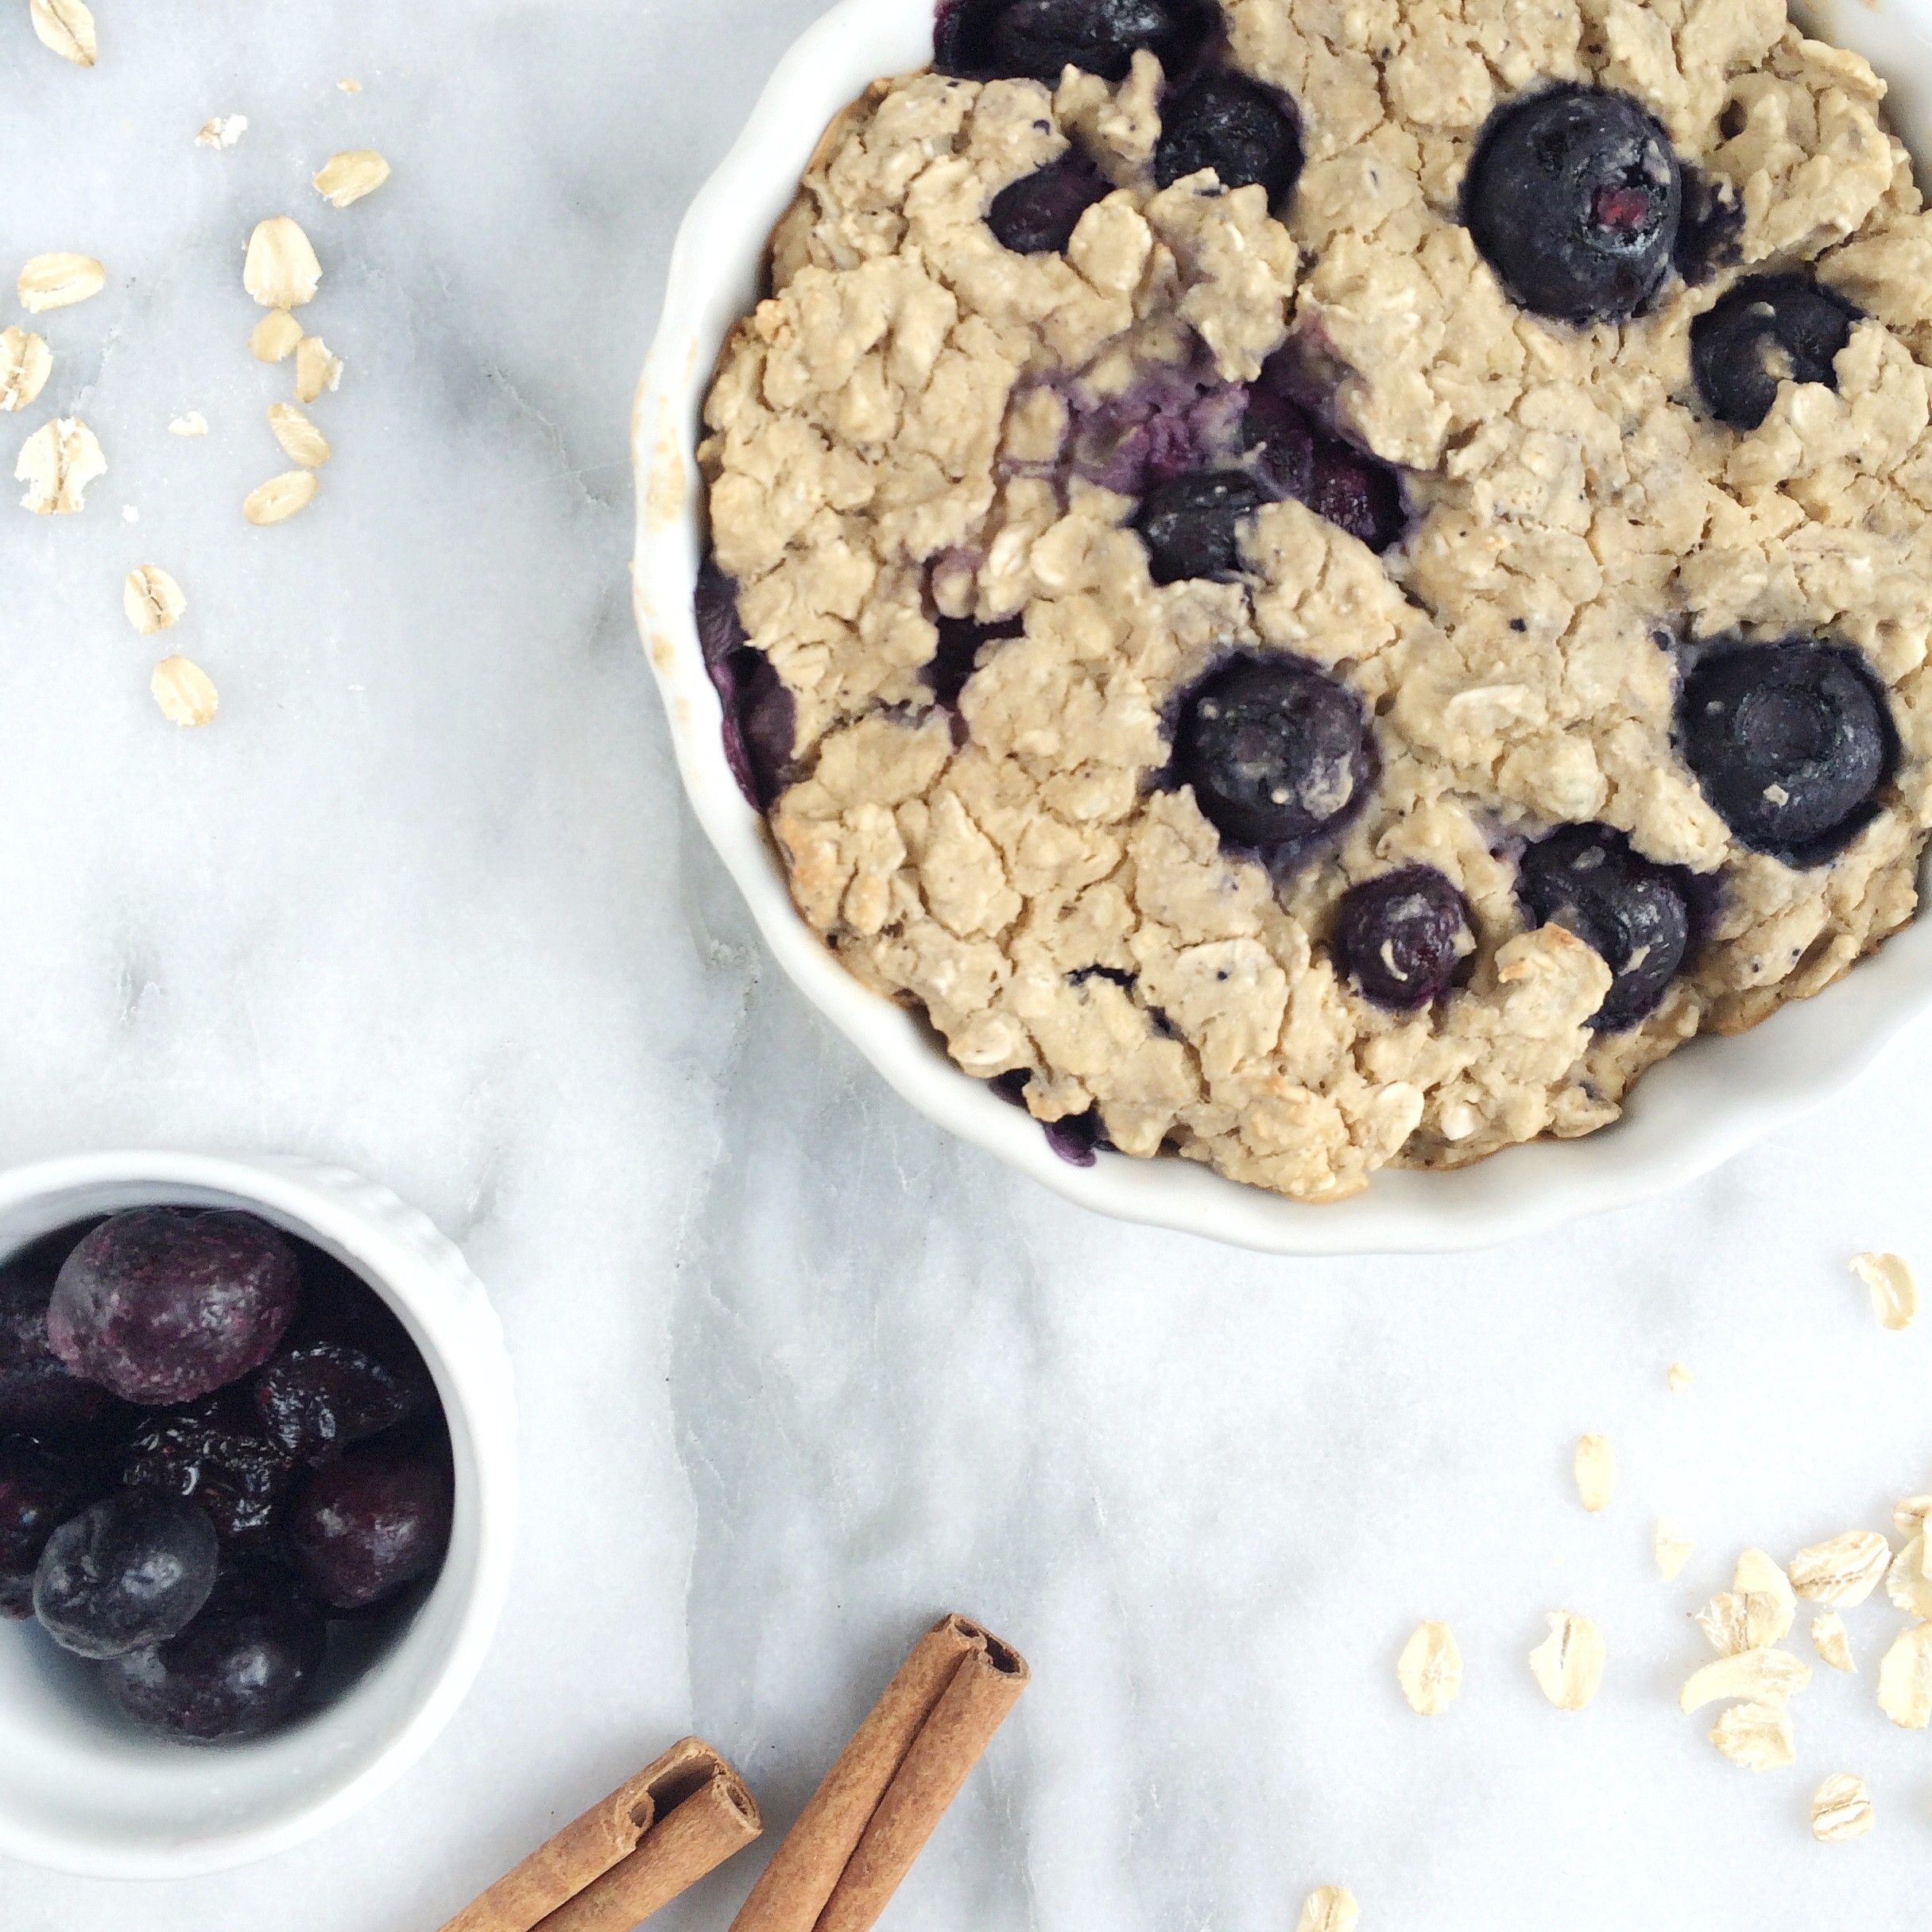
[3,2,1932,1926]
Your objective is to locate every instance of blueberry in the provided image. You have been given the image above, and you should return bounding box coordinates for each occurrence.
[1333,866,1473,1011]
[924,614,1024,710]
[1464,85,1681,323]
[695,562,796,811]
[1305,446,1404,553]
[1135,470,1268,583]
[1242,354,1406,552]
[935,0,1210,84]
[1672,163,1744,286]
[989,153,1112,254]
[0,1438,102,1577]
[1677,638,1895,865]
[1154,72,1303,210]
[1173,654,1376,854]
[123,1399,296,1543]
[0,1572,29,1619]
[47,1209,300,1407]
[253,1342,426,1465]
[0,1231,134,1442]
[102,1560,326,1743]
[285,1441,453,1612]
[33,1490,219,1659]
[1690,274,1862,432]
[1518,824,1697,1030]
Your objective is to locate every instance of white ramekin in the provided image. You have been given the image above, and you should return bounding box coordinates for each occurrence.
[633,0,1932,1256]
[0,1152,517,1880]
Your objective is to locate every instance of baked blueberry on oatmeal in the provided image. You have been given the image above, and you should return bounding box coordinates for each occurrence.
[696,0,1932,1202]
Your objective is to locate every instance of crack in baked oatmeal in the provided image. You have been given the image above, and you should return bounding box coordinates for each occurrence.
[695,0,1932,1203]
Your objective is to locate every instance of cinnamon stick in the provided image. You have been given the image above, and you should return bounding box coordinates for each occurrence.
[441,1736,760,1932]
[728,1615,1028,1932]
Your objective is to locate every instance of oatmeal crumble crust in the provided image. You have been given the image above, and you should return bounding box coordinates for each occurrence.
[698,1,1932,1202]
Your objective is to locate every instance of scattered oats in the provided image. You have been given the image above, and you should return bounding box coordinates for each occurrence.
[337,77,362,92]
[266,402,329,467]
[15,416,105,513]
[1295,1887,1359,1932]
[1528,1609,1605,1710]
[1655,1520,1694,1582]
[1876,1623,1932,1728]
[312,149,391,209]
[0,328,51,412]
[1895,1496,1932,1539]
[1810,1773,1874,1842]
[1812,1613,1856,1675]
[1680,1647,1811,1714]
[242,216,322,310]
[1708,1702,1796,1771]
[1790,1531,1891,1609]
[1886,1536,1932,1620]
[1850,1252,1917,1330]
[250,310,304,363]
[1396,1622,1462,1716]
[17,252,105,313]
[29,0,95,66]
[195,114,249,150]
[150,656,217,726]
[293,335,343,405]
[168,411,208,438]
[123,566,185,635]
[1574,1434,1616,1513]
[242,470,319,525]
[1667,1361,1694,1393]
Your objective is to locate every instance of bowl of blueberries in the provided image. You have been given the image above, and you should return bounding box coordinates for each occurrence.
[0,1151,516,1879]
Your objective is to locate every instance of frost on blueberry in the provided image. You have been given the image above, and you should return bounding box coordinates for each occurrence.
[1463,86,1681,323]
[1518,825,1697,1031]
[1691,275,1863,431]
[1678,640,1896,865]
[1173,654,1376,861]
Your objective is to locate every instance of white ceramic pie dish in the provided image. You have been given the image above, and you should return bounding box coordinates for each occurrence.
[0,1152,517,1880]
[633,0,1932,1256]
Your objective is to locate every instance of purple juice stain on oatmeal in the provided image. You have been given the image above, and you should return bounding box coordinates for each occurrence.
[695,562,797,811]
[1059,360,1249,498]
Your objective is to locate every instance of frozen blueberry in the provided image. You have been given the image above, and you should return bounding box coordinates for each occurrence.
[47,1209,300,1407]
[695,562,796,811]
[1173,654,1375,854]
[1677,639,1896,865]
[102,1560,327,1743]
[0,1233,134,1443]
[989,153,1112,254]
[1690,274,1862,432]
[936,0,1210,84]
[123,1399,296,1543]
[1518,823,1696,1030]
[33,1490,219,1659]
[285,1442,453,1613]
[253,1342,426,1465]
[0,1438,102,1578]
[1135,470,1268,583]
[1464,85,1681,323]
[924,614,1024,710]
[1154,72,1303,209]
[1333,867,1473,1011]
